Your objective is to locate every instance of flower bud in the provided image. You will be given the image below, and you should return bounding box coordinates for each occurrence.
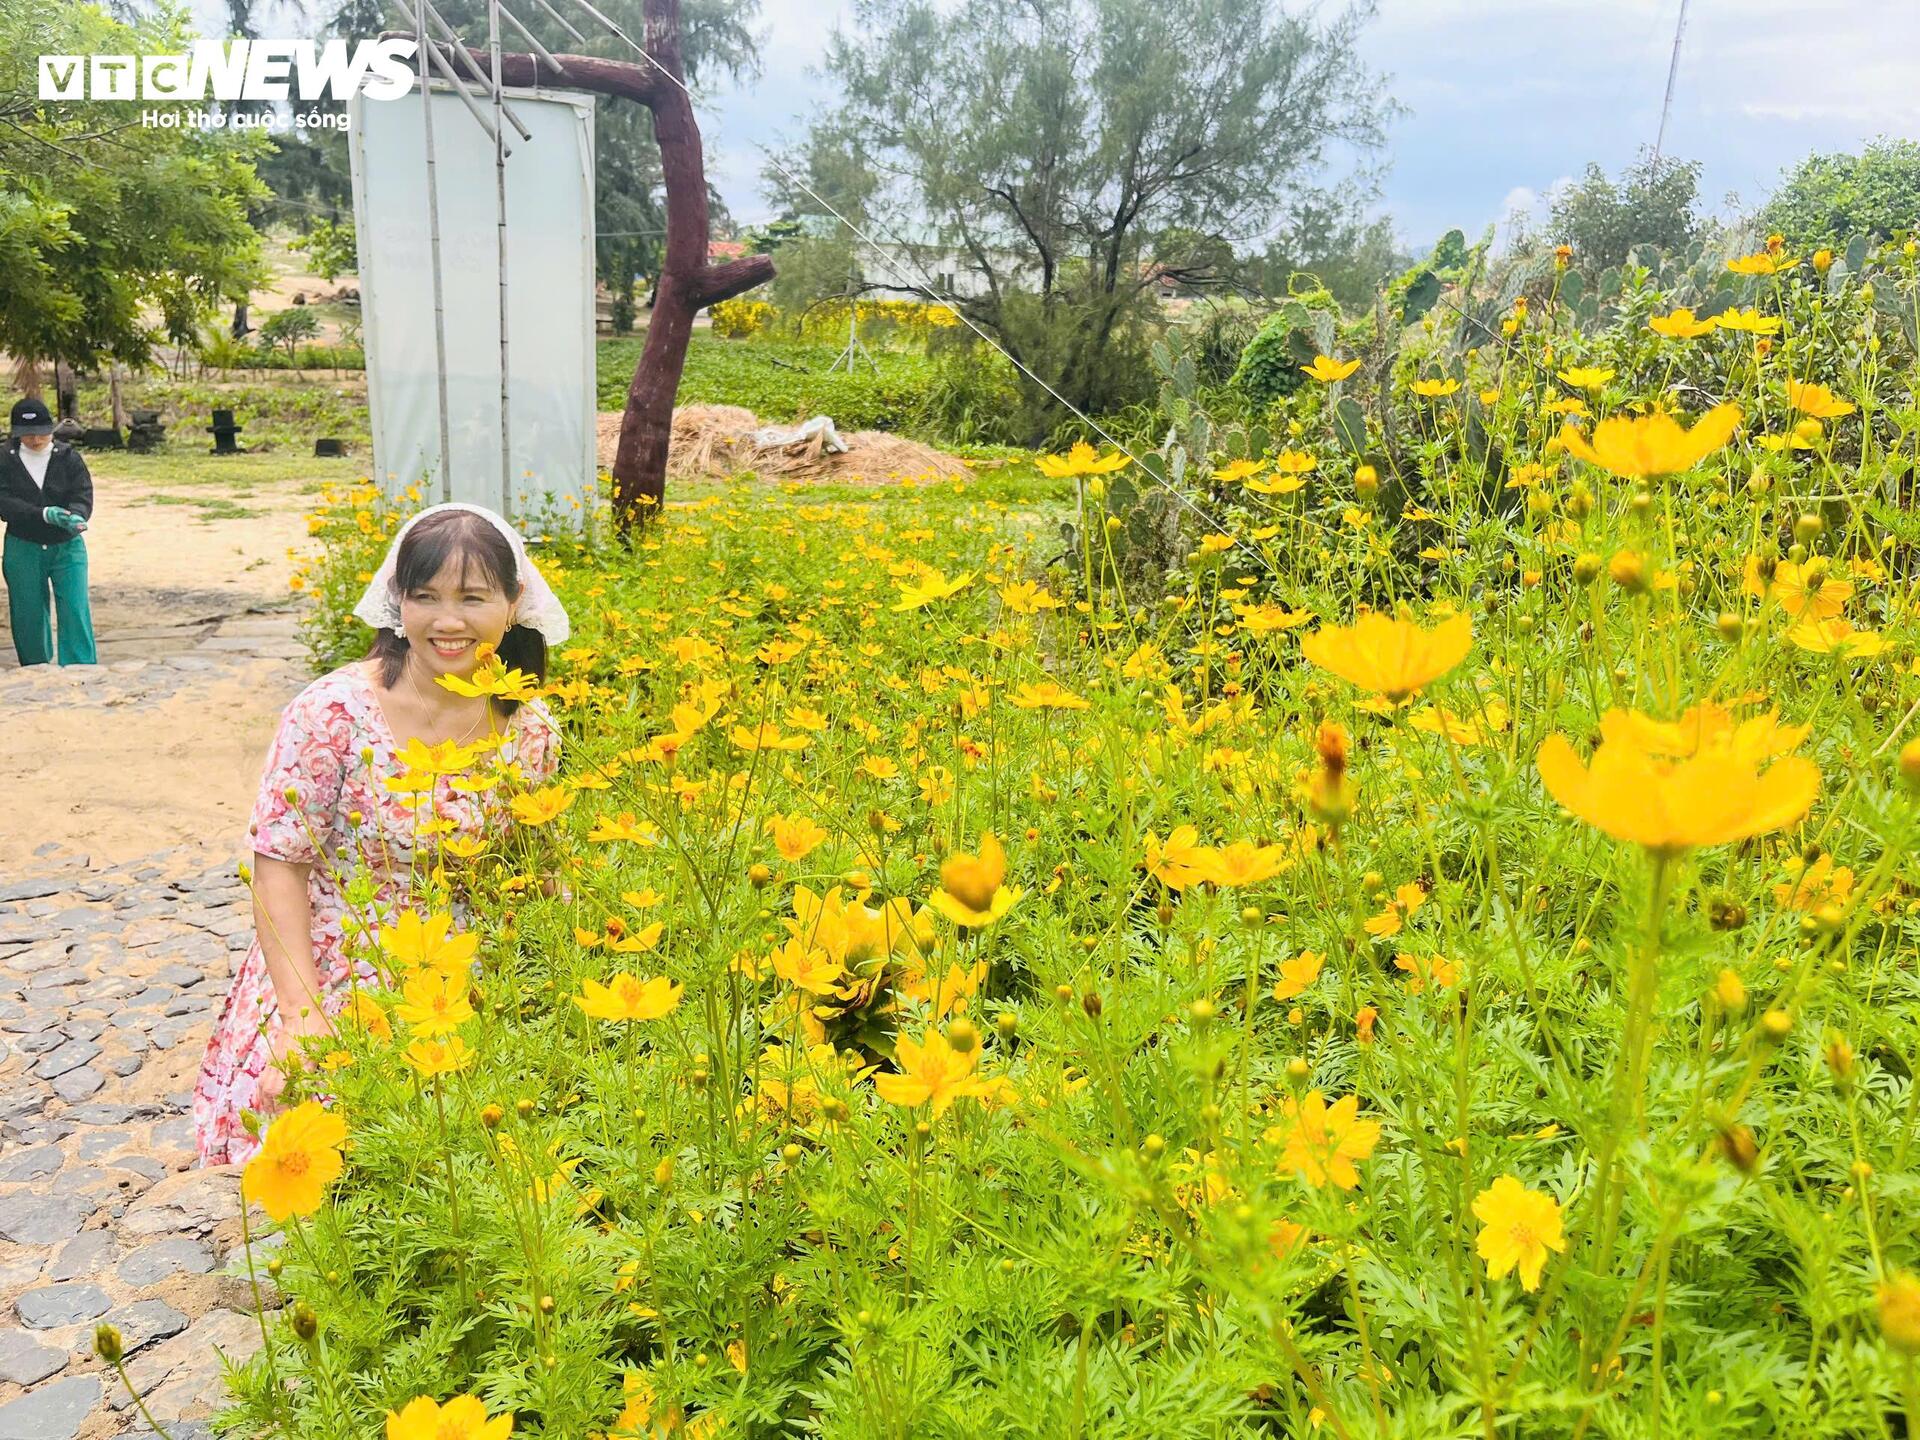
[1354,465,1379,499]
[1760,1008,1793,1043]
[1714,1121,1759,1174]
[1713,969,1747,1013]
[748,863,773,888]
[290,1301,319,1341]
[946,1018,978,1054]
[1608,550,1647,594]
[995,1011,1018,1040]
[1189,996,1216,1024]
[782,1143,803,1163]
[1081,991,1103,1019]
[93,1323,124,1365]
[1879,1273,1920,1353]
[516,1097,535,1119]
[1572,552,1603,586]
[1898,737,1920,792]
[1141,1133,1165,1160]
[480,1103,504,1129]
[1794,512,1823,543]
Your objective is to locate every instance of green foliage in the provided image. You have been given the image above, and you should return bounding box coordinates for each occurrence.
[259,307,323,363]
[1762,139,1920,251]
[1230,290,1340,408]
[291,219,358,284]
[599,334,939,432]
[814,0,1391,429]
[0,0,269,369]
[1526,148,1704,271]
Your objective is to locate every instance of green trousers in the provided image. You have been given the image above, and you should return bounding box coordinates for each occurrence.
[3,531,97,667]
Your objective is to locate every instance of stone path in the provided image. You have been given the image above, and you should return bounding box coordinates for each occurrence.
[0,609,307,708]
[1,610,309,1440]
[0,845,284,1440]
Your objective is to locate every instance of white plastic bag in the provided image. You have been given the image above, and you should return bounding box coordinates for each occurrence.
[749,414,849,454]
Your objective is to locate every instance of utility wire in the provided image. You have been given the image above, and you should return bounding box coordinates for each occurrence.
[557,0,1290,582]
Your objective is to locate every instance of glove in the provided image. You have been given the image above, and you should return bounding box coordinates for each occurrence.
[42,506,85,533]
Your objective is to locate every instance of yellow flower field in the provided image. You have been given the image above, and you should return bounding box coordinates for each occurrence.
[237,237,1920,1438]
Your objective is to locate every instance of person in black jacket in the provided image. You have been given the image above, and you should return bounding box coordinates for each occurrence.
[1,396,97,666]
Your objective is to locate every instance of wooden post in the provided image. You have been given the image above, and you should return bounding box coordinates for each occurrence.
[483,0,773,531]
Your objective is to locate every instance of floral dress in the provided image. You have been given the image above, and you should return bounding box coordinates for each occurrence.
[193,662,560,1165]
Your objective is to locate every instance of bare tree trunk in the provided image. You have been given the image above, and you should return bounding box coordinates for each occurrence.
[485,0,772,531]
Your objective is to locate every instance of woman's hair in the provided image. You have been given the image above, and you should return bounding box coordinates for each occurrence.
[364,509,547,715]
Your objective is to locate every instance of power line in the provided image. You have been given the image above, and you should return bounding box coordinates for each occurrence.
[556,1,1288,582]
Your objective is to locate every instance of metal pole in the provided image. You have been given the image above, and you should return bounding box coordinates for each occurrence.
[414,2,454,503]
[497,3,572,79]
[1651,0,1689,168]
[491,0,511,518]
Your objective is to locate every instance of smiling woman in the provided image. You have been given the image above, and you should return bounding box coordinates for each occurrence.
[191,503,572,1165]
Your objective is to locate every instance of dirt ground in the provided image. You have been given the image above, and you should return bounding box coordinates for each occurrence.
[0,467,315,867]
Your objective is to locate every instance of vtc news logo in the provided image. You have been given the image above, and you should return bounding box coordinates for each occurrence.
[38,39,418,103]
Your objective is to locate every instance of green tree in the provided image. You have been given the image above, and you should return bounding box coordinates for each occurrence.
[1535,149,1702,269]
[0,0,269,378]
[808,0,1391,439]
[1254,198,1407,311]
[305,0,762,300]
[1761,139,1920,250]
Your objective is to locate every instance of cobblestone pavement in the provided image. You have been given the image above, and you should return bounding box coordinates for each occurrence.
[0,609,307,711]
[0,846,286,1440]
[1,611,308,1440]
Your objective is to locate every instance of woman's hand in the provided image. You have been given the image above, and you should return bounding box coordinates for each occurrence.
[255,1007,334,1113]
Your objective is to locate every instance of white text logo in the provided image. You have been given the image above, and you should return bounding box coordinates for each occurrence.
[38,40,417,103]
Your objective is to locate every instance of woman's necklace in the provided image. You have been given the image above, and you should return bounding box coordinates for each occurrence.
[404,652,490,746]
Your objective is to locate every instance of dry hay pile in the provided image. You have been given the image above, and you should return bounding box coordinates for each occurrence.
[594,406,969,486]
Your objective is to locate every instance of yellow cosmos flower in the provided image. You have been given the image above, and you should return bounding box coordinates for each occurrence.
[574,973,683,1023]
[587,812,659,845]
[391,736,484,776]
[344,990,392,1041]
[766,813,830,863]
[1648,307,1716,339]
[931,832,1023,928]
[395,970,474,1037]
[1554,403,1740,479]
[1211,458,1266,484]
[997,579,1063,614]
[1267,1091,1381,1190]
[1600,704,1808,764]
[873,1028,994,1118]
[1728,249,1798,276]
[510,785,575,826]
[378,910,478,978]
[730,721,810,753]
[1787,617,1887,658]
[1754,559,1852,620]
[1007,681,1091,711]
[1301,354,1361,383]
[893,568,975,611]
[438,654,540,702]
[1393,951,1458,994]
[1036,440,1131,479]
[1197,840,1288,888]
[1271,950,1325,1001]
[1784,379,1856,418]
[243,1100,347,1222]
[1556,365,1615,390]
[1472,1175,1567,1292]
[385,1393,513,1440]
[1144,825,1209,892]
[1300,611,1473,703]
[1409,377,1460,398]
[1246,470,1310,495]
[1536,719,1819,855]
[403,1034,477,1077]
[769,938,845,995]
[1713,307,1782,335]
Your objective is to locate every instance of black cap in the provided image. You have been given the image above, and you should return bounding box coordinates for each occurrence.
[10,398,53,437]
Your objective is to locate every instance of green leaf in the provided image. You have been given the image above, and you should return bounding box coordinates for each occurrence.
[1400,270,1441,324]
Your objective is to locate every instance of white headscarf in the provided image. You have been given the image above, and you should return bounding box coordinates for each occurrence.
[350,502,571,645]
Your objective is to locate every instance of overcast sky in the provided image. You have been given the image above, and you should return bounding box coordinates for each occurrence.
[198,0,1920,250]
[689,0,1920,251]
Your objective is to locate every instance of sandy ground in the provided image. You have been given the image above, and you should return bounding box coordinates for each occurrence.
[0,471,314,867]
